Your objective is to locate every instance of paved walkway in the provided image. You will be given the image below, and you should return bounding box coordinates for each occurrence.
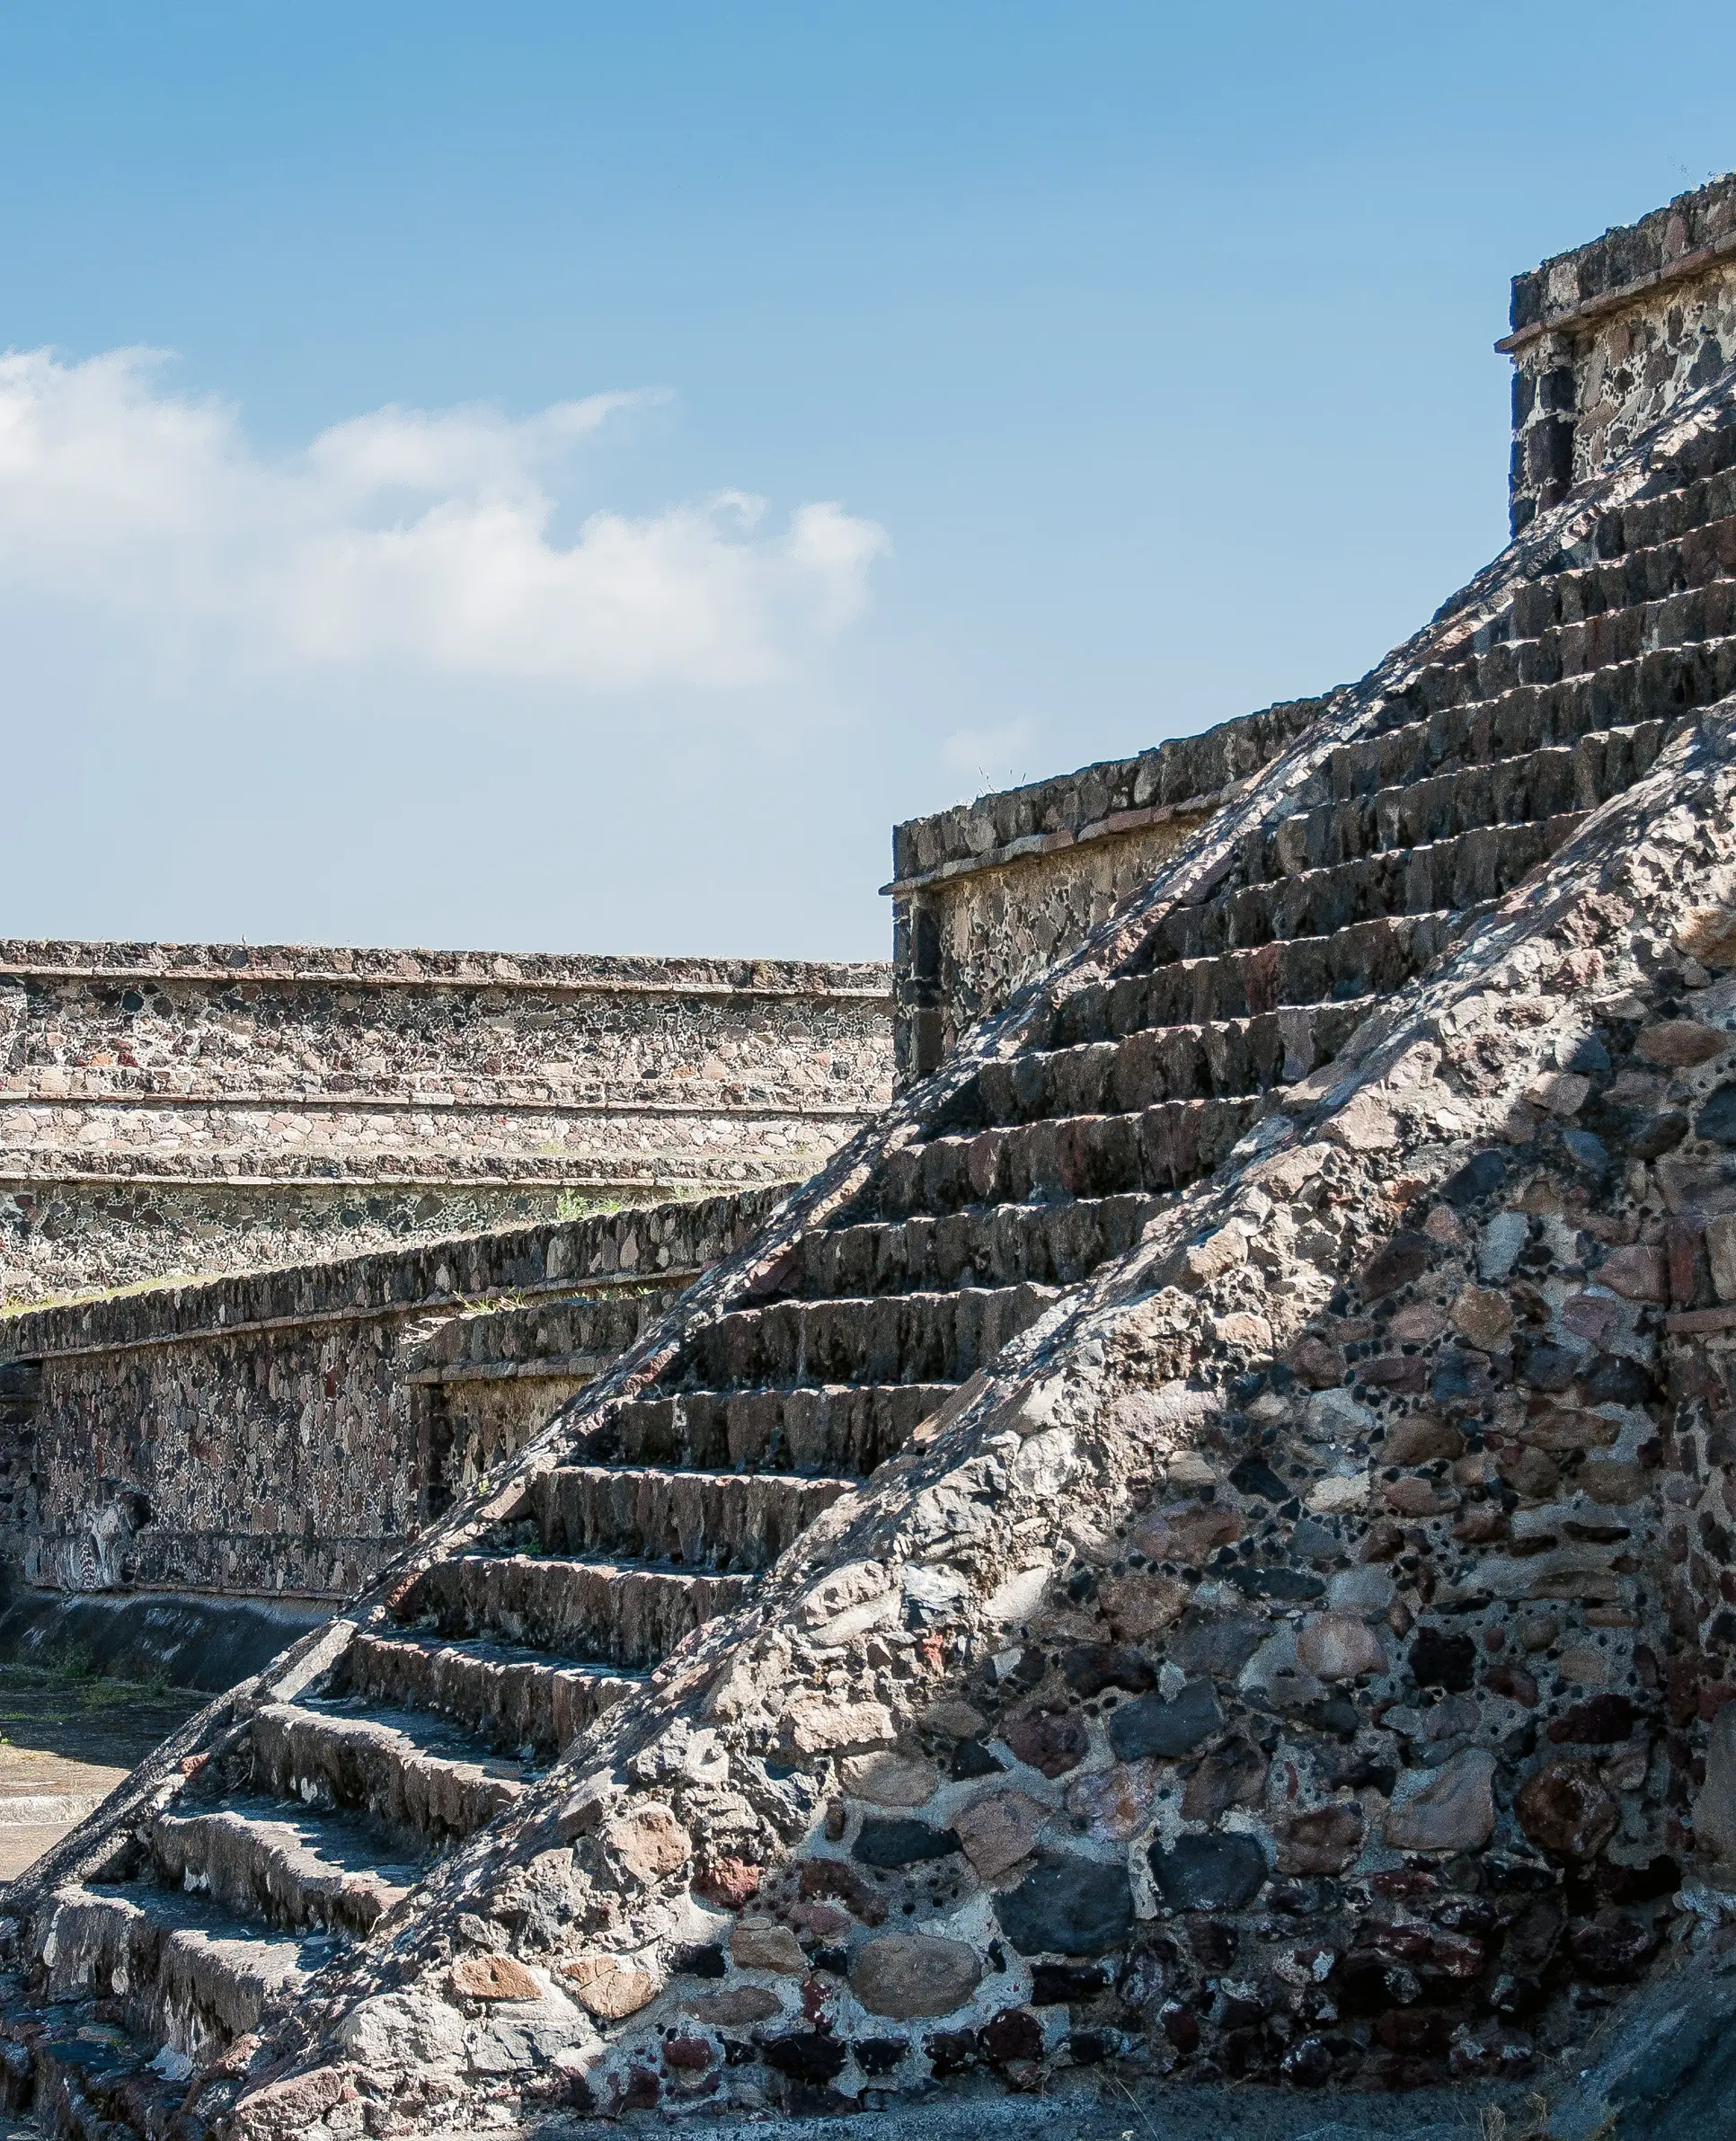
[0,1668,203,1883]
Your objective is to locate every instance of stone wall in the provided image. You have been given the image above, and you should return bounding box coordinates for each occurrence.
[0,1189,781,1604]
[885,703,1323,1083]
[1505,172,1736,532]
[0,941,890,1306]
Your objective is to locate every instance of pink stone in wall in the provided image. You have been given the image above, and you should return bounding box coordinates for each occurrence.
[1596,1245,1667,1301]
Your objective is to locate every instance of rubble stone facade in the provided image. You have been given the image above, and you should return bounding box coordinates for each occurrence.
[886,703,1320,1084]
[7,177,1736,2141]
[0,942,891,1306]
[0,1192,779,1605]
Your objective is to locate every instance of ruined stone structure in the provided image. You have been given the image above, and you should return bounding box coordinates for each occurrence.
[8,179,1736,2140]
[0,943,891,1306]
[0,1192,778,1634]
[886,701,1320,1084]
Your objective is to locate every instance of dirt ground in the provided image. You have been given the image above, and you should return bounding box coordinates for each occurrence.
[0,1666,204,1883]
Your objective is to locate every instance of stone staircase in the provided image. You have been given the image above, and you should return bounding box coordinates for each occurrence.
[5,382,1736,2136]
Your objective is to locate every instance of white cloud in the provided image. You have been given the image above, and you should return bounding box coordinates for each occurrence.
[0,348,888,693]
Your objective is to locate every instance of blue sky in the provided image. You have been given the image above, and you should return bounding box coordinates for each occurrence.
[1,2,1732,961]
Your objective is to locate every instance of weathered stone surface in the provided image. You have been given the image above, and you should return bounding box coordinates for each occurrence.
[1276,1804,1364,1874]
[1296,1613,1385,1681]
[1106,1678,1222,1760]
[449,1953,544,2003]
[996,1850,1136,1955]
[1517,1758,1620,1860]
[681,1986,782,2025]
[1595,1244,1666,1300]
[849,1934,982,2019]
[782,1697,895,1757]
[562,1953,659,2019]
[1692,1704,1736,1864]
[953,1790,1050,1879]
[1065,1763,1156,1843]
[1003,1705,1089,1777]
[1148,1832,1268,1911]
[1637,1020,1729,1067]
[730,1921,808,1974]
[605,1804,690,1880]
[840,1753,938,1807]
[1384,1417,1465,1464]
[1451,1285,1515,1350]
[1383,1752,1498,1853]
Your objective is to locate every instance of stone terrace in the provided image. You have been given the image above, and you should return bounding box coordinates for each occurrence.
[0,942,891,1305]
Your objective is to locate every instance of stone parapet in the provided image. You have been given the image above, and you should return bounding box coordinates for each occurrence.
[1504,172,1736,532]
[884,702,1322,1081]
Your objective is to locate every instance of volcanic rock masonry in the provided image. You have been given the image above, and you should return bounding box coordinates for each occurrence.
[7,176,1736,2139]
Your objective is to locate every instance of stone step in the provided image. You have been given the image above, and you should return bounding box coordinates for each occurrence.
[1397,574,1736,715]
[1246,723,1664,882]
[345,1628,640,1759]
[249,1699,526,1845]
[529,1464,852,1571]
[787,1192,1162,1296]
[681,1282,1059,1387]
[33,1878,330,2059]
[1146,815,1576,966]
[1042,911,1456,1048]
[1608,436,1736,554]
[872,1101,1259,1219]
[1369,631,1736,749]
[149,1799,419,1941]
[600,1381,952,1476]
[29,2030,184,2139]
[935,1003,1371,1138]
[403,1553,755,1669]
[1493,508,1736,639]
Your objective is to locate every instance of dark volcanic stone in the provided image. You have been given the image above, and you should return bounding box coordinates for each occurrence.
[1518,1341,1580,1393]
[1569,1908,1661,1980]
[979,2007,1044,2065]
[1581,1353,1656,1405]
[1148,1832,1268,1912]
[1108,1678,1222,1761]
[1030,1961,1107,2004]
[1632,1110,1690,1160]
[1562,1129,1610,1172]
[1228,1564,1325,1602]
[1409,1626,1477,1692]
[1004,1706,1090,1778]
[763,2033,847,2085]
[1062,1644,1157,1699]
[1170,1615,1265,1677]
[853,1818,961,1868]
[1548,1694,1637,1745]
[925,2030,978,2075]
[853,2038,906,2075]
[1433,1349,1495,1406]
[1066,2029,1122,2065]
[1443,1150,1507,1207]
[996,1850,1135,1957]
[1361,1229,1432,1297]
[1697,1082,1736,1146]
[950,1738,1005,1780]
[1228,1455,1290,1502]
